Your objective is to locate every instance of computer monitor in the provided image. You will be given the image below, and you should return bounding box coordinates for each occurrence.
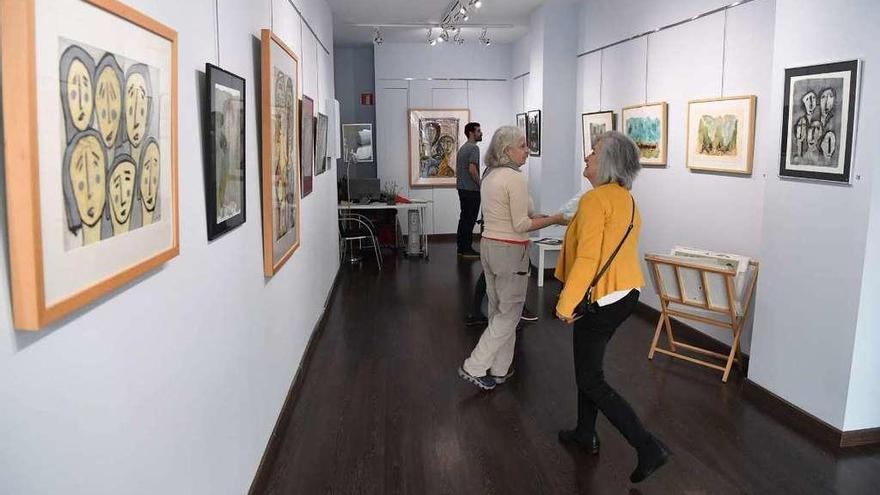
[347,177,381,203]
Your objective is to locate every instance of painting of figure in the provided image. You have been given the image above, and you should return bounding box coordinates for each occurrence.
[260,29,301,276]
[342,123,373,163]
[780,60,859,183]
[407,109,468,187]
[622,102,667,166]
[686,96,755,174]
[59,39,160,250]
[527,109,541,156]
[315,112,329,175]
[581,111,614,158]
[300,95,315,197]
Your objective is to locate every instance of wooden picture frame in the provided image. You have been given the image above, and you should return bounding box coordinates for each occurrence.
[686,95,756,175]
[1,0,179,330]
[300,94,314,197]
[581,110,615,158]
[260,29,301,276]
[622,102,668,166]
[408,108,469,188]
[779,60,860,184]
[204,63,246,240]
[527,109,541,156]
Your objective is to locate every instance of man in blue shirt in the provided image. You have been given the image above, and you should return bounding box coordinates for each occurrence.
[456,122,482,258]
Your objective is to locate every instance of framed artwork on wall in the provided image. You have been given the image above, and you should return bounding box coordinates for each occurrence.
[408,108,469,187]
[204,63,246,240]
[342,123,373,163]
[527,109,541,156]
[300,95,315,197]
[686,95,756,175]
[581,110,615,158]
[516,112,526,137]
[0,0,179,330]
[315,112,329,175]
[622,102,668,166]
[260,29,300,277]
[780,60,860,183]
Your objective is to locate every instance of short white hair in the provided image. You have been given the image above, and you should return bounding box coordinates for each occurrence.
[484,125,523,169]
[596,130,641,189]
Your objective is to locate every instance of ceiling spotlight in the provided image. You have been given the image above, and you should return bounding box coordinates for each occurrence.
[463,14,469,21]
[373,27,383,45]
[426,28,436,46]
[454,31,465,45]
[479,26,490,46]
[474,0,483,9]
[459,5,467,15]
[440,29,449,42]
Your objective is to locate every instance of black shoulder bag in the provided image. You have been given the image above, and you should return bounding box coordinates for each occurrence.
[573,196,636,317]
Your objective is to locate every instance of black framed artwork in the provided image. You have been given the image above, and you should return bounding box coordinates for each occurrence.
[204,63,246,240]
[300,95,315,196]
[315,112,329,175]
[527,109,541,156]
[516,112,526,137]
[780,59,860,183]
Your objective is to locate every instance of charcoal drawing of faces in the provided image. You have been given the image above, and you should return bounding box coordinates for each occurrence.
[821,131,837,159]
[95,54,125,148]
[62,130,107,245]
[108,155,137,233]
[59,45,96,138]
[125,64,152,148]
[807,121,823,151]
[820,88,835,121]
[139,137,160,219]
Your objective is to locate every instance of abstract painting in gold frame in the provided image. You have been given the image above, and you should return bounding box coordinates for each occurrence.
[260,29,301,276]
[0,0,179,330]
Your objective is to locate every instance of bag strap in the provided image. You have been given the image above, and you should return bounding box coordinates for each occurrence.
[586,196,636,298]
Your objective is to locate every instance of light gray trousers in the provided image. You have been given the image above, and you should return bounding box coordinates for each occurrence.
[463,238,530,377]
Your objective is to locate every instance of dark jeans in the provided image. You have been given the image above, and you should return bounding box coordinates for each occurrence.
[572,289,650,449]
[457,189,481,253]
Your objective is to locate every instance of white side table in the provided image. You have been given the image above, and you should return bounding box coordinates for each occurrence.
[535,240,563,287]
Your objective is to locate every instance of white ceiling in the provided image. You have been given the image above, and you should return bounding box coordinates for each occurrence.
[327,0,546,46]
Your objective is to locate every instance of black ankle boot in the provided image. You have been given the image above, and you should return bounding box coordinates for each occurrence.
[557,429,600,455]
[630,436,670,483]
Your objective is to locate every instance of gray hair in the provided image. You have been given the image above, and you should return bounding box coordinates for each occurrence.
[596,130,641,189]
[484,125,524,169]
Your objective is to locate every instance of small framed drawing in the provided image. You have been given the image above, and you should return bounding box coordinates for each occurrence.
[581,111,615,158]
[516,112,527,137]
[408,108,470,187]
[300,95,315,197]
[315,112,329,175]
[1,0,179,330]
[260,29,300,277]
[622,102,668,166]
[780,60,860,183]
[342,123,373,163]
[527,109,541,156]
[204,63,246,240]
[686,95,756,174]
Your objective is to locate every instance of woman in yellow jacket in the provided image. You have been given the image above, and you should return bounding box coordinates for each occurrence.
[555,131,670,484]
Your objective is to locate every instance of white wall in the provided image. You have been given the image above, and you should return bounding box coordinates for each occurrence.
[0,0,339,493]
[749,0,880,431]
[373,42,512,234]
[576,0,775,352]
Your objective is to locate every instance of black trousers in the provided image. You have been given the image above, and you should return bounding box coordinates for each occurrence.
[572,289,651,448]
[457,189,481,252]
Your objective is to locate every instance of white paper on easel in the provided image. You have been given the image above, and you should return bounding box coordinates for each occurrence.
[669,247,751,311]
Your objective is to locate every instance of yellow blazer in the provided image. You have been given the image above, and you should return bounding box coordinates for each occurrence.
[554,183,645,318]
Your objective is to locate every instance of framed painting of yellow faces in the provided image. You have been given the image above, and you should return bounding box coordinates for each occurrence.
[260,29,301,277]
[0,0,178,330]
[408,108,469,188]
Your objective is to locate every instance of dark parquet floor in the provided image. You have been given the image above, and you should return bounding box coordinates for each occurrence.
[258,240,880,495]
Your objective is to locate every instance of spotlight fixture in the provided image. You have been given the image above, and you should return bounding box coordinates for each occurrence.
[453,31,465,45]
[459,5,467,15]
[373,27,383,45]
[474,0,483,9]
[479,26,491,46]
[426,28,436,46]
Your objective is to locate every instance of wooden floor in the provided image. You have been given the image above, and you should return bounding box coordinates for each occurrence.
[257,241,880,495]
